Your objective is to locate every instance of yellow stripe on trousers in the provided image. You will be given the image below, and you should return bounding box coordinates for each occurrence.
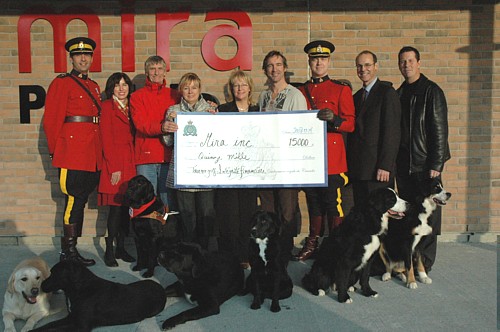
[59,168,74,225]
[336,172,349,218]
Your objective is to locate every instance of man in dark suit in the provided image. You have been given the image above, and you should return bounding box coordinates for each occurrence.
[347,50,401,206]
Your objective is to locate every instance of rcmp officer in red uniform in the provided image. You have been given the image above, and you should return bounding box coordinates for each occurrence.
[295,40,356,261]
[43,37,102,266]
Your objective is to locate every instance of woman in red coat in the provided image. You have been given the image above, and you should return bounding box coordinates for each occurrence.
[98,73,136,266]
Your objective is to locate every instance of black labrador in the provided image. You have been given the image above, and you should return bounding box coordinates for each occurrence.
[244,210,293,312]
[125,175,181,278]
[30,260,166,332]
[157,242,244,330]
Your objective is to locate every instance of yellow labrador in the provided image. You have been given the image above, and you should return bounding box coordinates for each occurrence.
[2,256,51,332]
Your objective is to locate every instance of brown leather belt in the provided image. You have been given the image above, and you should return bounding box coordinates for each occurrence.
[64,116,99,124]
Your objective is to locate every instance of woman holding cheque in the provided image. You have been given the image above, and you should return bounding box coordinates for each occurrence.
[215,70,259,269]
[161,72,217,250]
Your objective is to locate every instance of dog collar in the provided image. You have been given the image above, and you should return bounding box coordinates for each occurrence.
[129,198,156,218]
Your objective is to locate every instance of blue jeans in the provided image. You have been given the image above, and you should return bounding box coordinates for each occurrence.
[136,163,176,209]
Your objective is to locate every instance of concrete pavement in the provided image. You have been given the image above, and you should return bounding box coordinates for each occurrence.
[0,240,497,331]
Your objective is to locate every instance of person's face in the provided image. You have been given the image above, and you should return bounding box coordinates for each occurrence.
[70,53,93,74]
[113,78,129,103]
[147,63,166,84]
[264,55,286,84]
[356,53,378,86]
[398,51,421,83]
[308,56,330,78]
[182,81,200,105]
[232,78,250,102]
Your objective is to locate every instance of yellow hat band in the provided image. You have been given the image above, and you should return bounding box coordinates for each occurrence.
[68,43,94,52]
[307,46,330,55]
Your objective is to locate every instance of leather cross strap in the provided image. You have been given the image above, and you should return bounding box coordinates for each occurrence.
[66,73,102,115]
[303,82,318,110]
[64,116,99,124]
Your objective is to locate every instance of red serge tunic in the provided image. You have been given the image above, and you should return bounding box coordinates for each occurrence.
[43,73,102,171]
[98,99,136,205]
[299,79,355,175]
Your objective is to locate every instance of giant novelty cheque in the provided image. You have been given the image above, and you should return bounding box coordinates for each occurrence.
[174,111,327,188]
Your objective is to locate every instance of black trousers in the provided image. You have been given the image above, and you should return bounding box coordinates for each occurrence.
[352,177,395,208]
[215,188,258,262]
[304,173,348,218]
[59,168,99,236]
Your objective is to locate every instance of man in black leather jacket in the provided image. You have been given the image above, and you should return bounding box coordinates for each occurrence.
[396,46,451,272]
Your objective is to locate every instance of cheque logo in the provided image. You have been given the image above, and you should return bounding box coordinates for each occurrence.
[183,120,197,136]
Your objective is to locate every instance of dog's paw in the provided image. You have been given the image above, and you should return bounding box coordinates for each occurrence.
[418,272,432,284]
[162,319,176,330]
[381,272,391,281]
[362,289,378,298]
[348,286,356,292]
[317,289,326,296]
[142,270,154,278]
[21,324,35,332]
[270,302,281,313]
[338,294,352,303]
[250,302,261,310]
[407,282,418,289]
[397,273,407,283]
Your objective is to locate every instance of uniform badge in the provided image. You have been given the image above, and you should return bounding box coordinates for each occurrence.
[183,120,197,136]
[316,45,322,53]
[78,41,85,49]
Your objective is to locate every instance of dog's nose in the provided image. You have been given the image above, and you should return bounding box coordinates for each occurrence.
[31,288,40,296]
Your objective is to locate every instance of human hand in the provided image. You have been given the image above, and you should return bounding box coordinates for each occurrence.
[207,101,218,114]
[429,170,441,178]
[110,171,121,185]
[317,108,334,121]
[317,108,346,129]
[162,120,178,133]
[376,169,390,182]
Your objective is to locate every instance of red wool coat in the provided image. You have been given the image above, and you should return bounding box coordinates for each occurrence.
[98,99,136,197]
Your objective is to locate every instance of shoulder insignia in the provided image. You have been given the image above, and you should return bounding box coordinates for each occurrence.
[331,79,352,90]
[57,73,70,78]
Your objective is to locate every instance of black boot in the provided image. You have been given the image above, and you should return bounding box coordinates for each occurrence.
[60,224,96,266]
[115,234,135,263]
[104,237,118,267]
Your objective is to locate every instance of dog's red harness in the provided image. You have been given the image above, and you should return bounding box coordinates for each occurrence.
[129,198,170,225]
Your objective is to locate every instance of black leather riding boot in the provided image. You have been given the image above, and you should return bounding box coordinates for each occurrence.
[60,224,96,266]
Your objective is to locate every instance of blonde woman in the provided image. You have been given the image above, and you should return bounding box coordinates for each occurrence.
[215,70,258,268]
[162,73,217,250]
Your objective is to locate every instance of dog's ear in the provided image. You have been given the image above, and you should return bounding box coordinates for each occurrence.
[7,272,16,294]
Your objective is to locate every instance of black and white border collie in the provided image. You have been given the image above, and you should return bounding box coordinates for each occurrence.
[302,187,409,303]
[379,178,452,289]
[245,211,293,312]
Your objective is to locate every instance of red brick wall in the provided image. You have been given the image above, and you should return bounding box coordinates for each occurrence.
[0,1,497,238]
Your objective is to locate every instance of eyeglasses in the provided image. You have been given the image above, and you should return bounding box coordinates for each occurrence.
[233,84,249,89]
[356,63,375,69]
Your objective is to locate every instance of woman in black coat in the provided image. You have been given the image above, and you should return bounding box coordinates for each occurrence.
[215,70,259,269]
